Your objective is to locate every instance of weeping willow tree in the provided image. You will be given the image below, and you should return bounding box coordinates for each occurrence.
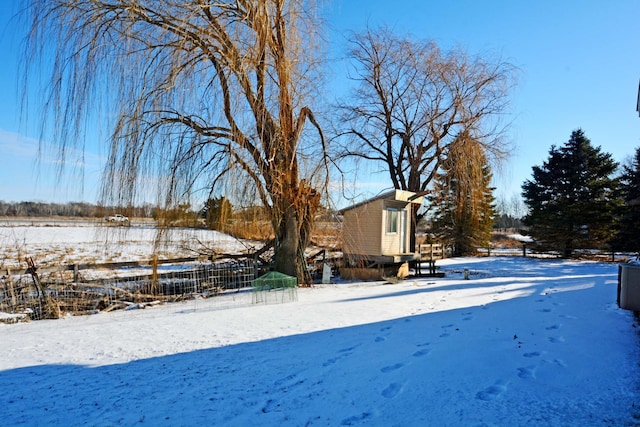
[22,0,328,282]
[428,132,495,256]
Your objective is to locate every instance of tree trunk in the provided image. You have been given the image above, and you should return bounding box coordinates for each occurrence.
[274,207,301,279]
[271,182,320,284]
[409,203,420,253]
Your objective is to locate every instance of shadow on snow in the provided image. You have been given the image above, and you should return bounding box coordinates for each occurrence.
[0,258,630,426]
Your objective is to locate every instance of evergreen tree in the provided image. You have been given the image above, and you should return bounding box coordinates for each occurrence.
[429,133,496,256]
[202,197,233,231]
[614,147,640,252]
[522,129,620,257]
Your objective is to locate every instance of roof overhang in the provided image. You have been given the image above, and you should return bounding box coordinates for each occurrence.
[339,190,425,214]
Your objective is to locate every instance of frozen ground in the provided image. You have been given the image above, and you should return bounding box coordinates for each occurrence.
[1,256,639,426]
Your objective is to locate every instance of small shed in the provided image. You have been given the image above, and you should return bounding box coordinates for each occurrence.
[340,190,424,267]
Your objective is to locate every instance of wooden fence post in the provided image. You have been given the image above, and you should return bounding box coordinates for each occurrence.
[151,254,159,295]
[7,268,17,308]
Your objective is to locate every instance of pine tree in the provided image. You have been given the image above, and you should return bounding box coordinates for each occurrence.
[522,129,620,257]
[614,147,640,252]
[429,133,496,256]
[202,197,233,231]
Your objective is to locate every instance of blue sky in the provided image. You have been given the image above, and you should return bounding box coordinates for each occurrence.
[1,1,639,206]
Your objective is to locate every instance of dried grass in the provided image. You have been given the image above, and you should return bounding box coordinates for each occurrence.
[224,220,273,241]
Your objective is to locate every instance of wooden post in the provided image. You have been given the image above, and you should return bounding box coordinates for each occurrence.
[151,254,159,295]
[26,257,59,319]
[6,268,17,308]
[73,264,79,284]
[522,243,527,257]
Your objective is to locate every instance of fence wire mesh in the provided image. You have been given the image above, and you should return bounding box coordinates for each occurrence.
[0,258,258,322]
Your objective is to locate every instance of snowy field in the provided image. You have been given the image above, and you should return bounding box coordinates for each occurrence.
[2,254,639,426]
[0,219,251,268]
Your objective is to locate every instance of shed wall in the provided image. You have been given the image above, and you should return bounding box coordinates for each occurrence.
[343,199,383,256]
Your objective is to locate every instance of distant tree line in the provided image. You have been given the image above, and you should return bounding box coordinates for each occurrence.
[0,201,155,218]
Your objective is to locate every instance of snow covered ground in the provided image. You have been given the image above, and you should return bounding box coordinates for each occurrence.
[0,220,251,268]
[1,256,639,426]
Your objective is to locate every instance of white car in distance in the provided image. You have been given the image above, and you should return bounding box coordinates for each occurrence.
[105,214,129,224]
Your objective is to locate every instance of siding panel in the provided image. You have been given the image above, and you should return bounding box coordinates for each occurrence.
[343,200,383,256]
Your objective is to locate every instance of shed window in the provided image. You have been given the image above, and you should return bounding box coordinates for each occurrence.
[386,208,398,234]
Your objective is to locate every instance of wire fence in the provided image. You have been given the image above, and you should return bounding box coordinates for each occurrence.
[4,242,626,323]
[0,256,259,323]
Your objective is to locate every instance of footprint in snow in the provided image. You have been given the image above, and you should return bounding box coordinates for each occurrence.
[545,324,561,330]
[341,412,373,425]
[548,336,565,343]
[523,351,542,358]
[380,363,404,373]
[261,399,279,413]
[554,359,567,367]
[476,380,509,401]
[413,348,431,357]
[323,357,339,367]
[439,324,457,338]
[374,336,386,343]
[324,345,358,366]
[517,365,537,380]
[323,352,352,367]
[381,382,402,399]
[274,373,298,387]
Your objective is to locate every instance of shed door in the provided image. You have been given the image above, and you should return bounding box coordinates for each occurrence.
[399,209,407,253]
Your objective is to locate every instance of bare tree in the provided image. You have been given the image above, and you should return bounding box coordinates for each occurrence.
[337,27,516,248]
[22,0,328,282]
